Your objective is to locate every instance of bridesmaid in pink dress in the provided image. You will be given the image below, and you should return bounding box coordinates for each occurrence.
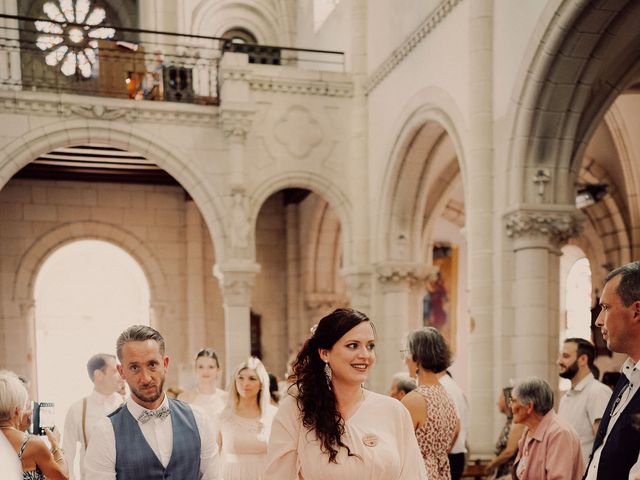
[218,357,277,480]
[264,308,427,480]
[402,327,460,480]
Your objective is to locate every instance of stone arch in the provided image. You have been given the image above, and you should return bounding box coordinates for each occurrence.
[249,172,353,267]
[0,119,228,261]
[577,156,631,269]
[377,88,468,264]
[507,0,640,205]
[12,221,167,307]
[604,104,640,258]
[191,0,285,45]
[420,174,464,263]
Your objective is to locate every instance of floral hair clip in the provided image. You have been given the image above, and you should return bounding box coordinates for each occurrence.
[310,323,319,334]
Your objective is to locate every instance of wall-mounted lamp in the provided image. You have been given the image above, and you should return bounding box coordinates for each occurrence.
[576,183,608,209]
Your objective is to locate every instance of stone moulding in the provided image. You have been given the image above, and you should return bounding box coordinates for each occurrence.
[248,75,353,97]
[504,209,583,245]
[375,262,436,284]
[0,90,217,126]
[366,0,463,94]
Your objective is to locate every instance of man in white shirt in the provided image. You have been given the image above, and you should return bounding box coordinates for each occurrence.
[557,338,611,465]
[584,261,640,480]
[84,325,219,479]
[63,353,124,479]
[439,370,469,480]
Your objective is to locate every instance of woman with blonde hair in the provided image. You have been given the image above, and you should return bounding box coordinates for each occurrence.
[0,370,68,480]
[218,357,277,480]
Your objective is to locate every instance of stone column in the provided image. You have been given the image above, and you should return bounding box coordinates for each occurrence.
[342,266,372,315]
[372,263,431,392]
[285,203,303,352]
[219,52,254,191]
[214,260,260,379]
[186,200,206,358]
[348,0,370,267]
[505,207,582,380]
[467,0,495,454]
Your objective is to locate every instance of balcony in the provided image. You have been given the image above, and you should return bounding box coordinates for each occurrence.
[0,13,345,105]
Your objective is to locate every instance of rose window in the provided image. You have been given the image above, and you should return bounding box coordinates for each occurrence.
[35,0,116,78]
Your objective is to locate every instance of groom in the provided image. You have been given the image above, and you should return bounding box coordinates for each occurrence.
[84,325,219,479]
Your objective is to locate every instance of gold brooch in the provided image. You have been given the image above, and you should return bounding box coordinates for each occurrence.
[362,433,378,447]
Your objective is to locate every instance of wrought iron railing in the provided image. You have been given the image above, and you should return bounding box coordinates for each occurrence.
[0,13,345,105]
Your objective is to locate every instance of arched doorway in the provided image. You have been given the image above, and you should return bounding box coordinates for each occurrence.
[34,239,150,431]
[251,188,347,379]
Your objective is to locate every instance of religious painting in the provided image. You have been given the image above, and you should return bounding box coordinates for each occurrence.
[423,245,458,352]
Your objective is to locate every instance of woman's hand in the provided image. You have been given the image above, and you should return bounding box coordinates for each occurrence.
[44,426,61,448]
[484,462,496,475]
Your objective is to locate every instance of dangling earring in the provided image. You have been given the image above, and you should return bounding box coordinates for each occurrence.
[324,361,332,387]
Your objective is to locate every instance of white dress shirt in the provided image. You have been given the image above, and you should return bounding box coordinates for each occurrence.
[439,373,469,454]
[558,372,611,465]
[84,394,219,479]
[585,358,640,480]
[62,390,124,479]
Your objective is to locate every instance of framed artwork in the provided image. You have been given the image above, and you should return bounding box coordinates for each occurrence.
[423,245,458,352]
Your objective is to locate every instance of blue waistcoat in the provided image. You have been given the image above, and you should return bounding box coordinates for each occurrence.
[585,373,640,480]
[109,397,201,480]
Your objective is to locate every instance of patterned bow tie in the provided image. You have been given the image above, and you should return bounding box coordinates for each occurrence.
[137,406,171,424]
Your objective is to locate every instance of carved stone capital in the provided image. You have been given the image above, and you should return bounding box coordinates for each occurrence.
[375,262,435,286]
[505,208,583,247]
[214,261,261,307]
[341,267,372,311]
[304,292,350,312]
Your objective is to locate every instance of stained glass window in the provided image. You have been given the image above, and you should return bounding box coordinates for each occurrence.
[35,0,115,78]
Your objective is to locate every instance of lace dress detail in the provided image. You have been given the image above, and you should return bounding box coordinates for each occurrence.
[414,384,458,480]
[17,433,46,480]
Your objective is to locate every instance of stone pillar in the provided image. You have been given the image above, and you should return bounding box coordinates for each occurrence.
[348,0,370,266]
[214,260,260,380]
[467,0,495,454]
[372,263,430,392]
[342,266,372,315]
[219,52,254,191]
[505,207,582,381]
[286,203,303,352]
[186,200,206,358]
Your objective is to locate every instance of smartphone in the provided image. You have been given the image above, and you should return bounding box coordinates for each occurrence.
[31,402,55,435]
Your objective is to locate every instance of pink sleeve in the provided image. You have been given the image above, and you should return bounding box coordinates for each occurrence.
[544,427,585,480]
[264,396,302,480]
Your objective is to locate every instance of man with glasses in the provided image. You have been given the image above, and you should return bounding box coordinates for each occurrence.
[584,261,640,480]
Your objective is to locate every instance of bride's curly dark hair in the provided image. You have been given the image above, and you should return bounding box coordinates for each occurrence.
[288,308,371,463]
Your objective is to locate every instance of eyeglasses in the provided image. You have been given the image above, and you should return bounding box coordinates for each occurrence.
[399,349,409,360]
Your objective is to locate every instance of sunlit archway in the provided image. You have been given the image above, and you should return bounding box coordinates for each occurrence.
[34,239,150,432]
